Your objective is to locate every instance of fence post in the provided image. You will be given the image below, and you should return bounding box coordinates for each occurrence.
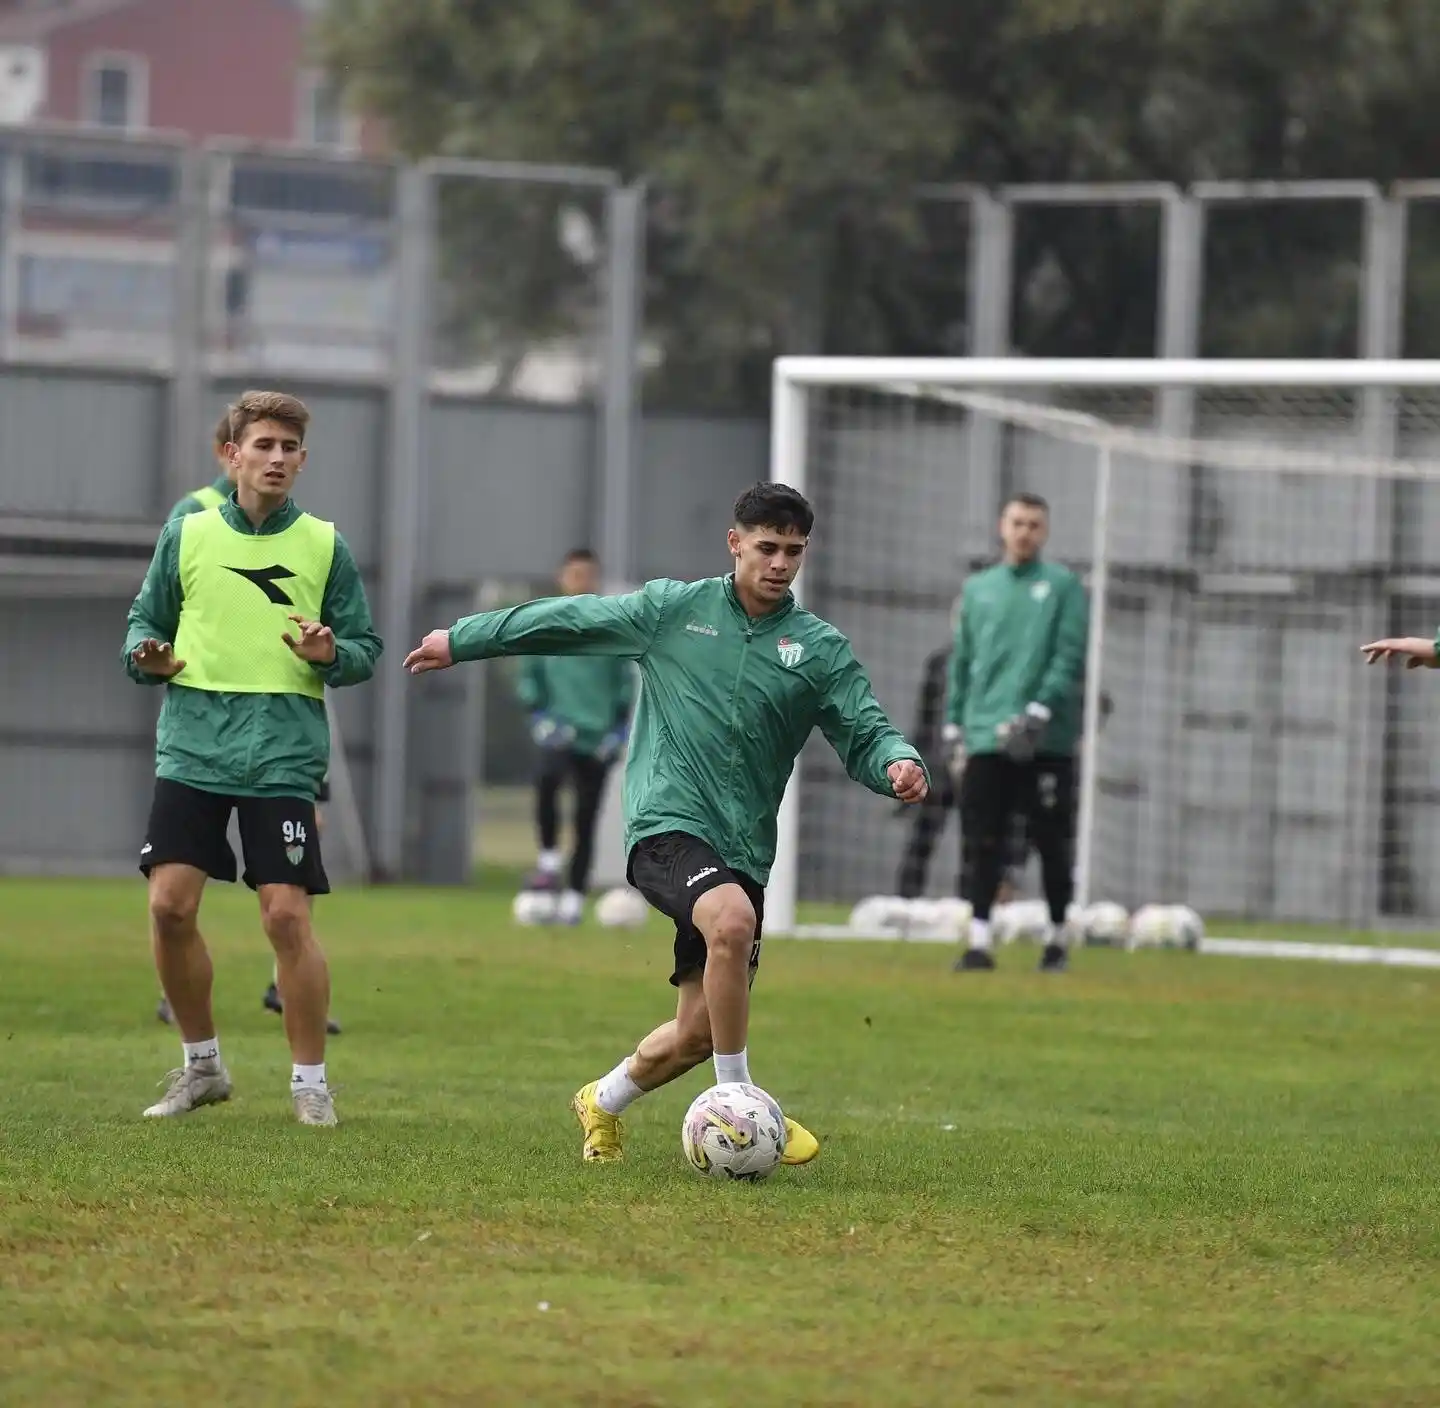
[373,162,432,880]
[598,181,645,583]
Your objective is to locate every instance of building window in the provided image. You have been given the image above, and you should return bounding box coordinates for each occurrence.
[82,53,147,130]
[298,71,356,149]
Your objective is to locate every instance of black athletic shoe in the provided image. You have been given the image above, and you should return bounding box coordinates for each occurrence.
[156,995,174,1025]
[1038,943,1069,973]
[265,983,343,1035]
[953,947,997,972]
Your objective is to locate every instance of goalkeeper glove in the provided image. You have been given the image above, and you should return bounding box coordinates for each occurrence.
[996,702,1051,763]
[595,722,629,763]
[530,713,576,750]
[940,722,967,785]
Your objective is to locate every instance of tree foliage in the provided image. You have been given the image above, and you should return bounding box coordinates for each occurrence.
[321,0,1440,408]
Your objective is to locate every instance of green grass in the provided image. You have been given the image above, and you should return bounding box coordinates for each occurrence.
[3,878,1440,1405]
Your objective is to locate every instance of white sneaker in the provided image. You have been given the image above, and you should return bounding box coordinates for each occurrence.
[143,1059,232,1118]
[557,889,585,925]
[293,1085,338,1126]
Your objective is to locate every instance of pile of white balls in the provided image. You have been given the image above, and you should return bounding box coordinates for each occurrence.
[845,896,1203,950]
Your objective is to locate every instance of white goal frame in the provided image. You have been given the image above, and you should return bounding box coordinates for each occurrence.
[764,356,1440,935]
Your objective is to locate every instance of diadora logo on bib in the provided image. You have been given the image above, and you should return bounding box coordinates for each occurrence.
[686,866,718,887]
[1030,581,1052,603]
[226,563,298,606]
[777,636,804,668]
[685,621,719,637]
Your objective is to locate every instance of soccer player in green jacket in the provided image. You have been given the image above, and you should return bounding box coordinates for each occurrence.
[124,390,382,1126]
[943,492,1089,974]
[516,548,635,924]
[405,482,929,1166]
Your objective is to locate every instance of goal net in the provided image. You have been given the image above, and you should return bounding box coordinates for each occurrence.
[764,358,1440,936]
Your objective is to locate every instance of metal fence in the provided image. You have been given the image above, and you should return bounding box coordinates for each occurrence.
[7,124,1440,890]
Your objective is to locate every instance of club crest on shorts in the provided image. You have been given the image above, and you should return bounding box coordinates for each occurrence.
[777,636,804,668]
[286,844,305,866]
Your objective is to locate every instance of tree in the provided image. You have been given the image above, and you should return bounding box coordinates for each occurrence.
[321,0,1440,409]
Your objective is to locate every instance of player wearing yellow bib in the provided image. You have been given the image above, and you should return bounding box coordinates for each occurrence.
[124,391,382,1125]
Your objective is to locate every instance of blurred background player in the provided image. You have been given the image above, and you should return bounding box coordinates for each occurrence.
[404,482,928,1167]
[126,390,381,1125]
[894,596,962,898]
[516,549,635,924]
[154,412,342,1035]
[944,493,1088,973]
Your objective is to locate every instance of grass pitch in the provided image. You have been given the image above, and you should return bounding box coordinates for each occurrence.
[2,878,1439,1406]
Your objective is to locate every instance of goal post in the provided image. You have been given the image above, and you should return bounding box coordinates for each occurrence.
[765,357,1440,937]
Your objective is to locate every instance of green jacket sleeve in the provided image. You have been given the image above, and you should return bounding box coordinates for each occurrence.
[817,639,926,798]
[449,580,671,663]
[315,531,383,688]
[1033,575,1088,715]
[944,587,971,727]
[123,522,184,685]
[516,657,548,713]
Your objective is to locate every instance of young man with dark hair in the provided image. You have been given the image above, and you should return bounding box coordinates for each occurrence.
[125,390,382,1125]
[406,482,928,1165]
[945,492,1089,973]
[517,548,635,924]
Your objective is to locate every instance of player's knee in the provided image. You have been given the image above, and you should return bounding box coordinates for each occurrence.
[149,884,199,939]
[259,889,311,952]
[698,892,757,965]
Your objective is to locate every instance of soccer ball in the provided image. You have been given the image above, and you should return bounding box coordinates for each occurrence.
[512,888,557,926]
[848,895,909,936]
[681,1082,787,1182]
[596,885,649,928]
[992,899,1050,945]
[903,897,972,941]
[1128,903,1204,951]
[1078,900,1130,947]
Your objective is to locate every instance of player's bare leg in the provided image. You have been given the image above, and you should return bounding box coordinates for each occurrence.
[258,883,336,1125]
[263,808,340,1032]
[144,863,231,1117]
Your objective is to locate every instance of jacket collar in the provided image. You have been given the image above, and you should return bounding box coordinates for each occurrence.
[723,573,796,629]
[219,493,301,537]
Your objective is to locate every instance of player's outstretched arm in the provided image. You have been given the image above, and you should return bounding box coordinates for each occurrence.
[123,522,185,684]
[405,580,672,675]
[1361,636,1440,669]
[817,640,929,803]
[300,531,383,687]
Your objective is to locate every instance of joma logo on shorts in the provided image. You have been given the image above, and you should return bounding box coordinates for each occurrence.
[686,866,719,887]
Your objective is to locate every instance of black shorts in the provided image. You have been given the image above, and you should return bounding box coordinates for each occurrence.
[627,831,765,987]
[140,778,330,894]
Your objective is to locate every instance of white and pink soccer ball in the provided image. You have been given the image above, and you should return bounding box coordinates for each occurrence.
[681,1082,787,1182]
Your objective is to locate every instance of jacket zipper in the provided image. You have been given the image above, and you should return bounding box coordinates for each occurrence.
[724,625,754,853]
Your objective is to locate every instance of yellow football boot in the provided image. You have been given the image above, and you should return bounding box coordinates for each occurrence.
[780,1116,820,1165]
[571,1081,624,1163]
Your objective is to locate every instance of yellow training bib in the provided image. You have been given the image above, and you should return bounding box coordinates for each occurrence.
[172,509,335,698]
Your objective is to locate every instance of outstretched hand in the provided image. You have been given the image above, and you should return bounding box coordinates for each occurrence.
[131,638,186,679]
[1361,637,1437,669]
[888,758,928,805]
[404,629,454,675]
[282,615,337,665]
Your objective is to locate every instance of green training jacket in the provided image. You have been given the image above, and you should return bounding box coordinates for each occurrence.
[167,474,232,522]
[123,495,382,799]
[946,558,1088,757]
[517,650,636,757]
[450,575,923,884]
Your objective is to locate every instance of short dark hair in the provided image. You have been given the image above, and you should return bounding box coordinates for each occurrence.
[562,548,598,565]
[1004,492,1049,514]
[733,482,814,536]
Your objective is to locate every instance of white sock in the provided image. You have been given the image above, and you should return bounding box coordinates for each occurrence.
[713,1048,750,1086]
[595,1058,644,1115]
[291,1063,326,1091]
[537,849,562,875]
[969,918,994,952]
[183,1038,219,1066]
